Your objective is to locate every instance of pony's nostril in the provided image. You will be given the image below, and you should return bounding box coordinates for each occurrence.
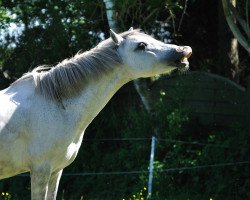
[183,46,192,58]
[176,46,192,53]
[185,51,192,59]
[176,46,192,57]
[176,46,183,52]
[176,46,192,65]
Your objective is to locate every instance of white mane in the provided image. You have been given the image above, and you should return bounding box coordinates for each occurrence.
[13,30,141,102]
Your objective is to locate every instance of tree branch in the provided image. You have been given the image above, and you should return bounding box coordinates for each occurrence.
[222,0,250,53]
[103,0,118,31]
[246,0,250,38]
[228,2,249,38]
[178,0,189,32]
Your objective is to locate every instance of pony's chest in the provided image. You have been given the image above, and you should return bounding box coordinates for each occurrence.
[64,142,82,163]
[50,133,84,170]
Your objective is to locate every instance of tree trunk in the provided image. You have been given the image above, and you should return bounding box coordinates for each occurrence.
[103,0,118,32]
[218,0,240,82]
[103,0,156,114]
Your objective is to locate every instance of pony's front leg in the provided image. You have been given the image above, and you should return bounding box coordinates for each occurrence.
[47,170,63,200]
[30,164,51,200]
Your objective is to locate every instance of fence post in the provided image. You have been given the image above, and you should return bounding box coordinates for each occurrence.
[148,136,156,199]
[246,76,250,128]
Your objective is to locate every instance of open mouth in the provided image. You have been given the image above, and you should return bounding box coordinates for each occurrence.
[175,51,192,70]
[174,58,189,69]
[181,57,189,66]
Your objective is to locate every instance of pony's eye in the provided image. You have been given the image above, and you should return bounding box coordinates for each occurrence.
[136,42,147,50]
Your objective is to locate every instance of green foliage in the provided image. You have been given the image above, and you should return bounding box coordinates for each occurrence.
[0,0,249,199]
[2,75,249,200]
[0,191,11,200]
[0,0,106,88]
[112,0,185,39]
[0,80,249,199]
[121,186,147,200]
[0,7,11,29]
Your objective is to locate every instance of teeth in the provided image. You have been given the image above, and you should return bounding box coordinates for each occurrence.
[181,57,188,63]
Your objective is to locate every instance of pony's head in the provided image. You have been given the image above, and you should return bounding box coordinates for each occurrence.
[110,28,192,78]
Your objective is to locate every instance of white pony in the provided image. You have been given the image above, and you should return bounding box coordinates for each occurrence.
[0,28,192,200]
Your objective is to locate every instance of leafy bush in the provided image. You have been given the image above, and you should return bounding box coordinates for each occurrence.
[1,82,249,200]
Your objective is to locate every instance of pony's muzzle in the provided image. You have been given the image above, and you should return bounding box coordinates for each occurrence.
[176,46,192,60]
[172,46,192,71]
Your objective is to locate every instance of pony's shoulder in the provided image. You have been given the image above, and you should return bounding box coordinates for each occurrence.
[3,73,36,101]
[11,72,34,87]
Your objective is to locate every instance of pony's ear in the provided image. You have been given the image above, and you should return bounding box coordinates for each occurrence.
[128,27,133,31]
[110,29,123,45]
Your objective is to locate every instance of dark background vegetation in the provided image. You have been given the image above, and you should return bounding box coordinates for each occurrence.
[0,0,250,199]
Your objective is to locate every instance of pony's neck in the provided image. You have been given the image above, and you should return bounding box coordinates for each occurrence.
[63,65,131,131]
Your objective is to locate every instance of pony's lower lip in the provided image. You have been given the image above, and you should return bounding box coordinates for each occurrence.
[174,59,189,68]
[180,61,189,69]
[180,60,189,66]
[177,60,189,71]
[180,56,190,68]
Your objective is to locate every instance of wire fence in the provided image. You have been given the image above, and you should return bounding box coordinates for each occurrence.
[17,137,250,177]
[17,160,250,177]
[6,136,249,199]
[60,160,250,176]
[84,137,248,150]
